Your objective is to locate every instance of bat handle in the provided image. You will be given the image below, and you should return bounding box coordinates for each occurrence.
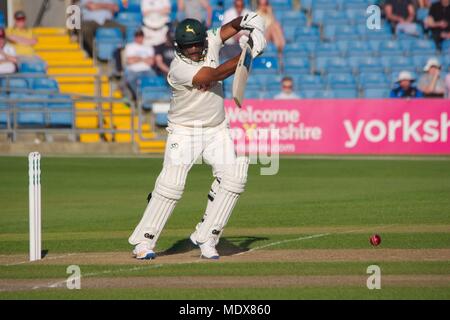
[247,33,254,49]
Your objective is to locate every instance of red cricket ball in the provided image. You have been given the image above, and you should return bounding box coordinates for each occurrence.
[369,234,381,246]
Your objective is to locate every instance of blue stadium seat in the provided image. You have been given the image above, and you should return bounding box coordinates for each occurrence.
[95,28,124,61]
[410,39,437,55]
[140,76,167,89]
[312,0,338,11]
[19,60,46,74]
[380,56,412,71]
[345,8,367,24]
[323,25,359,41]
[0,94,9,128]
[115,12,143,29]
[295,74,324,90]
[11,93,47,126]
[283,26,297,43]
[212,9,224,25]
[327,73,356,89]
[284,57,310,73]
[296,27,320,42]
[315,43,340,57]
[32,78,59,92]
[332,89,359,98]
[155,113,168,127]
[1,78,29,91]
[141,90,171,110]
[119,0,141,12]
[363,88,391,98]
[301,90,335,99]
[0,11,5,28]
[269,0,293,11]
[337,40,372,56]
[326,57,350,73]
[364,32,393,41]
[349,56,383,73]
[285,42,317,57]
[358,72,389,89]
[416,8,429,23]
[379,40,404,56]
[301,0,313,11]
[48,94,73,127]
[252,57,279,74]
[277,11,308,27]
[442,40,450,52]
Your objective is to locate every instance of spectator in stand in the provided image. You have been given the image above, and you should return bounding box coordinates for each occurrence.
[80,0,126,57]
[418,58,446,98]
[425,0,450,50]
[0,28,18,75]
[221,0,251,60]
[384,0,421,36]
[177,0,212,28]
[153,30,175,76]
[256,0,285,59]
[142,0,171,47]
[124,29,156,99]
[274,76,300,99]
[390,71,424,98]
[6,11,37,57]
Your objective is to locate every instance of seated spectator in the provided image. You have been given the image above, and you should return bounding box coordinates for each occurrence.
[418,58,446,98]
[274,77,300,99]
[80,0,125,57]
[390,71,424,98]
[425,0,450,50]
[142,0,171,47]
[0,29,18,75]
[257,0,285,58]
[384,0,421,36]
[221,0,251,60]
[124,29,156,99]
[6,11,37,57]
[153,30,175,76]
[177,0,212,27]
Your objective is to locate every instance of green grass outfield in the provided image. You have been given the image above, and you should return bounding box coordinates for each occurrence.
[0,156,449,299]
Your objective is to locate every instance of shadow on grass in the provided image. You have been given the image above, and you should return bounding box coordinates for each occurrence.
[161,236,269,257]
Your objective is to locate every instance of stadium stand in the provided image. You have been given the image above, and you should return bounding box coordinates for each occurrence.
[1,0,449,153]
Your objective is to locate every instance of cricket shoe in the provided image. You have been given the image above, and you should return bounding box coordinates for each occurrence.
[199,237,220,260]
[132,242,156,260]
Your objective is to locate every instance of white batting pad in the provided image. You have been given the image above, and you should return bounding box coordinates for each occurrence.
[196,157,249,244]
[128,164,189,248]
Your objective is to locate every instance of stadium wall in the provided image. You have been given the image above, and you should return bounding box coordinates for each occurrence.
[225,99,450,155]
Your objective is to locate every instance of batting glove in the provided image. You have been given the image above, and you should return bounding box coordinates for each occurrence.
[248,30,266,58]
[240,12,265,33]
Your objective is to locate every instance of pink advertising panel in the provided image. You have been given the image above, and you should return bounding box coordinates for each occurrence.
[224,99,450,154]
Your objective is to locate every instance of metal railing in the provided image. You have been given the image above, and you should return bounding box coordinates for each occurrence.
[0,73,160,149]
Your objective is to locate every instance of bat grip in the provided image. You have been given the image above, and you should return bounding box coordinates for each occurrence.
[247,33,254,49]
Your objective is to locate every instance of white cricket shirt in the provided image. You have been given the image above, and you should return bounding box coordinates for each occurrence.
[167,28,225,128]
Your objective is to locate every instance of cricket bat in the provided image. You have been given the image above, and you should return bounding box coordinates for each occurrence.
[232,42,253,108]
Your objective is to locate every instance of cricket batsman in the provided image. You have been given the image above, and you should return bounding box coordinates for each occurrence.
[128,14,266,259]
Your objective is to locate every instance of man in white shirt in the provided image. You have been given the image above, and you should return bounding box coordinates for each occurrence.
[80,0,125,57]
[124,29,156,98]
[274,76,300,99]
[0,29,18,75]
[128,14,267,260]
[141,0,171,47]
